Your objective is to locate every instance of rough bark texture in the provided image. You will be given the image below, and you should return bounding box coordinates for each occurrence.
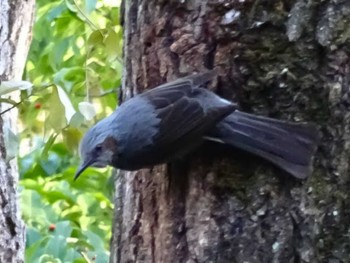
[0,0,35,262]
[111,0,350,262]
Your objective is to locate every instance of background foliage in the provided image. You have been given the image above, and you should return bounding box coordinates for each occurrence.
[18,0,122,262]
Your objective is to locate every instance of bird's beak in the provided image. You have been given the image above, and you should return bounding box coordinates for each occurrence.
[74,159,93,181]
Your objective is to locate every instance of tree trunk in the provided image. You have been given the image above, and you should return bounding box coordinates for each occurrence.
[0,0,35,262]
[111,0,350,262]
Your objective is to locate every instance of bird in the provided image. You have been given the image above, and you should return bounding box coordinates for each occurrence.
[75,71,319,180]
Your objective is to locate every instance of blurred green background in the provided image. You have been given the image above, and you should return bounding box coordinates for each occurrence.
[19,0,122,262]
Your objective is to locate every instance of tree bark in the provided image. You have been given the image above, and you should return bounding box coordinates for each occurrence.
[0,0,35,262]
[111,0,350,262]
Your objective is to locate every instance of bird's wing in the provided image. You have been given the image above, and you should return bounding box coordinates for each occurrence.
[147,70,217,93]
[140,72,235,150]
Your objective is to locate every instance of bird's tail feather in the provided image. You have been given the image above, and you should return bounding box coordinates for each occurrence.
[208,111,319,179]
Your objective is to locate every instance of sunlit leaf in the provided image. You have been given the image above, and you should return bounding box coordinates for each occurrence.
[104,29,119,57]
[56,85,76,122]
[0,80,33,96]
[78,101,96,120]
[47,86,67,131]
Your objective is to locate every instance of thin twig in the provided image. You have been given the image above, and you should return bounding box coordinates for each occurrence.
[79,251,93,263]
[73,0,99,31]
[0,100,23,116]
[0,83,53,116]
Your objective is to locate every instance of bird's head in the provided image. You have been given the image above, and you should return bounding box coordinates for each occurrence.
[75,120,117,180]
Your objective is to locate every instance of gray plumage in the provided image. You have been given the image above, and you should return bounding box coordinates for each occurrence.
[76,71,319,180]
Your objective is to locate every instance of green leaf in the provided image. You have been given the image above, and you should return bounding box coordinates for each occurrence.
[83,230,105,251]
[53,67,85,92]
[46,85,76,131]
[54,221,72,239]
[87,250,109,263]
[3,124,19,160]
[45,235,66,259]
[26,227,42,247]
[20,179,42,191]
[62,127,82,150]
[63,248,81,262]
[69,112,85,128]
[25,238,47,263]
[50,39,69,69]
[87,30,104,47]
[47,86,67,131]
[42,133,59,159]
[104,29,119,57]
[65,0,78,13]
[39,253,62,263]
[39,153,62,175]
[43,190,75,204]
[46,2,66,21]
[21,190,57,225]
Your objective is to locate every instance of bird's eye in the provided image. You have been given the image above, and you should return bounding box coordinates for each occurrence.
[95,144,103,153]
